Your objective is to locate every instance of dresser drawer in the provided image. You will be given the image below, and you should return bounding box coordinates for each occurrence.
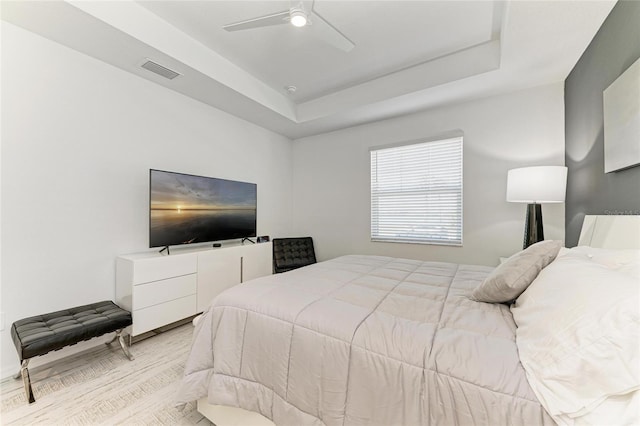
[132,295,196,335]
[132,253,197,285]
[133,274,196,310]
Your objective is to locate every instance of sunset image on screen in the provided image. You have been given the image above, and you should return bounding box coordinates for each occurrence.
[149,170,256,247]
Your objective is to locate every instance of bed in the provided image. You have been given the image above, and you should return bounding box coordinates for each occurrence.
[176,215,640,425]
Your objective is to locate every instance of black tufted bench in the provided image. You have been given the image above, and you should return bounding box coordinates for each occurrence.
[10,301,133,403]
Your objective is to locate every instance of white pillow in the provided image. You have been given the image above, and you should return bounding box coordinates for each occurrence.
[557,246,640,278]
[511,247,640,425]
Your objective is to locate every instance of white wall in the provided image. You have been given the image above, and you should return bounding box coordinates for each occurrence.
[292,84,565,266]
[0,23,293,377]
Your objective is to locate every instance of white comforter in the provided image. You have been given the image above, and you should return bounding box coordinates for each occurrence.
[176,255,553,425]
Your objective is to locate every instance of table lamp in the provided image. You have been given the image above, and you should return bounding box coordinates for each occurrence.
[507,166,567,249]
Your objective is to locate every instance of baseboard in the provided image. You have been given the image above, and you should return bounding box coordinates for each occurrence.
[128,315,197,344]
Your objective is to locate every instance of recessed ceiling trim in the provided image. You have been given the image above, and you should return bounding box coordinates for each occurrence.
[491,1,506,40]
[297,40,501,122]
[68,0,298,121]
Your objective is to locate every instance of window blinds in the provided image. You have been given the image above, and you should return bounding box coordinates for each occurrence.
[370,137,463,245]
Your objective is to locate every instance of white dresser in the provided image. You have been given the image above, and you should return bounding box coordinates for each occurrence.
[116,242,272,337]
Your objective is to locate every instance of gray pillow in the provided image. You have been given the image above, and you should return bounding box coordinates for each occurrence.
[471,240,562,303]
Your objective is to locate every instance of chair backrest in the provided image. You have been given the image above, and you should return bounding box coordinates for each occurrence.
[272,237,317,274]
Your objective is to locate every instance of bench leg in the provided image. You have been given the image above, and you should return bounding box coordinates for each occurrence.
[106,329,134,361]
[105,333,118,345]
[20,360,35,404]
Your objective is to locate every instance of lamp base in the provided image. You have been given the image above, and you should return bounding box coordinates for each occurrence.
[523,203,544,249]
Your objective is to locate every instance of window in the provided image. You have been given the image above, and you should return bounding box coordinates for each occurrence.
[370,137,463,245]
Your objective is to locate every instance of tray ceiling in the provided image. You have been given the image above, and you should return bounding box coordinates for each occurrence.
[1,1,616,139]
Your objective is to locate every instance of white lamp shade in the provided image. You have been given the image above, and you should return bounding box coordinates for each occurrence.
[506,166,567,203]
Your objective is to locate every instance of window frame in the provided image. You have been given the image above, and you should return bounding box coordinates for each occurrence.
[369,135,463,246]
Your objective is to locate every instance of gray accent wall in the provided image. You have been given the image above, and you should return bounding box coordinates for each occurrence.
[565,0,640,246]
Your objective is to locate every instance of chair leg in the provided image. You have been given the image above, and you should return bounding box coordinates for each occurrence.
[107,329,134,361]
[20,360,35,404]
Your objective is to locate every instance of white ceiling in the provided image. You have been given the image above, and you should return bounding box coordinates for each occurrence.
[1,1,616,139]
[138,1,498,102]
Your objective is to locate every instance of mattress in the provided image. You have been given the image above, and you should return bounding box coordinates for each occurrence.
[176,255,554,425]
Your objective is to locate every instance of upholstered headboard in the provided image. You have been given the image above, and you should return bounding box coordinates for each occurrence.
[578,215,640,249]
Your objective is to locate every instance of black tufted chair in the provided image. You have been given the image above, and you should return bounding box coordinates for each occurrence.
[272,237,317,273]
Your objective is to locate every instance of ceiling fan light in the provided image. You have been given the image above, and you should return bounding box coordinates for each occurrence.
[290,9,307,27]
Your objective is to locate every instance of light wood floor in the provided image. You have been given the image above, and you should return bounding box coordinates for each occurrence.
[0,323,213,425]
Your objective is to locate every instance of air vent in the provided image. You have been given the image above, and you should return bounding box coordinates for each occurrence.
[141,60,181,80]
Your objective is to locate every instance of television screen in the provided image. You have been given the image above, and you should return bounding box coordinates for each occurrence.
[149,169,257,248]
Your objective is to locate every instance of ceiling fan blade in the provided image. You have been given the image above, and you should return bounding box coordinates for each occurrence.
[223,10,290,32]
[310,9,355,52]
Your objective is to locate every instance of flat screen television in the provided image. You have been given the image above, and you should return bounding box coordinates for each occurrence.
[149,169,257,248]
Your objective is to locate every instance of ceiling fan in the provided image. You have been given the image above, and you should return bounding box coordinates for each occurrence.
[222,1,355,52]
